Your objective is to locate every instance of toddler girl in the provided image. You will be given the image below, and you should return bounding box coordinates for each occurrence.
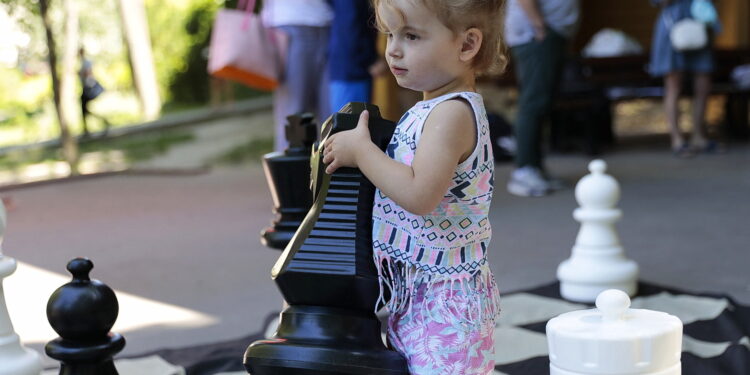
[323,0,505,373]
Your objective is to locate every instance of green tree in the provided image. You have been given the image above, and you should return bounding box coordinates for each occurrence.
[2,0,79,173]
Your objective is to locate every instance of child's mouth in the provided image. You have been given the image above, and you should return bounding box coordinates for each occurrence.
[391,67,408,76]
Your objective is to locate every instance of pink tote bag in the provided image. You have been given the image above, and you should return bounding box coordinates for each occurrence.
[207,0,288,91]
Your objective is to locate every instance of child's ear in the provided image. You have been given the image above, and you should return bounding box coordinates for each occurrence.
[459,27,483,63]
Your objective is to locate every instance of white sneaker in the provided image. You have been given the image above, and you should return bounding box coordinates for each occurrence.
[507,166,551,197]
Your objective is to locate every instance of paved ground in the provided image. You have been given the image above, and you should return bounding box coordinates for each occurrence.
[1,108,748,369]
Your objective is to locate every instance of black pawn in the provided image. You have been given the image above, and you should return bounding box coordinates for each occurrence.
[45,258,125,375]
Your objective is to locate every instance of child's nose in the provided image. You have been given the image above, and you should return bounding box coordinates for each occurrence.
[387,42,402,59]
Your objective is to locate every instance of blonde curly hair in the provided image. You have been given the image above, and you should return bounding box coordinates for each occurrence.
[372,0,507,75]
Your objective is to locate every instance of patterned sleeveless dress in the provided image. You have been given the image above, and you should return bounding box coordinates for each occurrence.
[372,92,500,374]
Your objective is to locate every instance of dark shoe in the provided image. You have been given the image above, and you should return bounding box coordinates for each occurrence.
[692,140,725,154]
[672,143,694,158]
[541,170,567,191]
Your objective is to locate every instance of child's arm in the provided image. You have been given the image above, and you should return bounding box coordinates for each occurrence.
[323,100,476,215]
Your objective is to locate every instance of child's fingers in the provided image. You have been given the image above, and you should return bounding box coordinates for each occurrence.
[325,160,339,174]
[358,110,369,127]
[322,148,333,164]
[324,133,337,151]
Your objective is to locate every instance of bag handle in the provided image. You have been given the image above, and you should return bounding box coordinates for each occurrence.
[237,0,256,12]
[236,0,259,31]
[234,0,281,50]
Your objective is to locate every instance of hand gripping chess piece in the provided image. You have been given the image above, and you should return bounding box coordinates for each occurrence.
[0,200,43,375]
[557,160,638,302]
[547,289,683,375]
[45,258,125,375]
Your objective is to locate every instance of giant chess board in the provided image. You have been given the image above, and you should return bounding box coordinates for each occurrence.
[76,281,749,375]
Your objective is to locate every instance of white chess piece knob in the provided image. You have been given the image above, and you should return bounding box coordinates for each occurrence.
[597,289,629,322]
[558,160,638,302]
[576,160,619,209]
[0,200,43,375]
[547,289,683,375]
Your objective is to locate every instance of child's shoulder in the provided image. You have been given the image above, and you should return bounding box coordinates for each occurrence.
[425,93,480,128]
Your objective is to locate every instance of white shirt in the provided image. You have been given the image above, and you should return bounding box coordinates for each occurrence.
[504,0,580,47]
[261,0,333,28]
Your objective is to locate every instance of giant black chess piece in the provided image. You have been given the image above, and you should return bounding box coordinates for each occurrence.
[45,258,125,375]
[244,103,409,374]
[260,113,317,250]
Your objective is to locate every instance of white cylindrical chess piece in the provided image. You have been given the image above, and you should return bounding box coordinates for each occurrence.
[557,160,638,302]
[547,289,683,375]
[0,201,43,375]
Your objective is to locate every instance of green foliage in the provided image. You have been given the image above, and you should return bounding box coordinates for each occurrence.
[0,68,47,125]
[1,0,269,148]
[148,0,267,106]
[146,0,218,104]
[166,0,218,104]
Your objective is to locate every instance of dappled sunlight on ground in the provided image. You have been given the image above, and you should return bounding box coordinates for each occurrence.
[0,150,130,186]
[5,260,218,345]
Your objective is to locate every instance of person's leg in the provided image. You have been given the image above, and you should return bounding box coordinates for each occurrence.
[512,33,565,170]
[508,34,565,196]
[81,97,91,137]
[663,72,685,152]
[512,45,546,170]
[690,72,711,148]
[273,26,301,151]
[273,26,331,151]
[313,26,331,124]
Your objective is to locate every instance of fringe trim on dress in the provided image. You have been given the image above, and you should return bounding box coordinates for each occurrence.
[374,251,502,328]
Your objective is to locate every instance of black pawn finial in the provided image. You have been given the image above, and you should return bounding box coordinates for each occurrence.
[284,112,317,153]
[45,258,125,375]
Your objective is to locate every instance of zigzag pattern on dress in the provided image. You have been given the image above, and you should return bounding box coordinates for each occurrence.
[374,239,488,275]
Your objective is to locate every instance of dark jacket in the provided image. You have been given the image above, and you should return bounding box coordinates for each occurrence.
[328,0,378,81]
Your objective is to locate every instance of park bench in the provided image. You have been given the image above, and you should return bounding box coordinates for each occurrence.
[488,48,750,155]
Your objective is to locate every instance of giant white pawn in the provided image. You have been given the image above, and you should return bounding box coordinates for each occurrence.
[557,160,638,302]
[0,201,43,375]
[547,289,682,375]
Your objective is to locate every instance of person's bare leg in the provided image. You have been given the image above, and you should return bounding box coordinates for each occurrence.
[690,72,711,148]
[664,72,684,151]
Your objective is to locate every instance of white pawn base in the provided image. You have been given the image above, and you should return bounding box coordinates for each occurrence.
[0,257,43,375]
[0,342,44,375]
[557,252,638,303]
[551,363,680,375]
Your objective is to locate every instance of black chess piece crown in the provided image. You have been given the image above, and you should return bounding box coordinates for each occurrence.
[45,258,125,375]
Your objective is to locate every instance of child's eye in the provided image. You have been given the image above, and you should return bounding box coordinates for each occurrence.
[386,32,393,39]
[405,33,419,41]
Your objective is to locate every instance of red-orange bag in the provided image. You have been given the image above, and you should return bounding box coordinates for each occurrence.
[207,0,288,91]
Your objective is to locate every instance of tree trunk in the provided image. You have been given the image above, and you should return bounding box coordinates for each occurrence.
[117,0,161,121]
[39,0,79,175]
[61,0,79,132]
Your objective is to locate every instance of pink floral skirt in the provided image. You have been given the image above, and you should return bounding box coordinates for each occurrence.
[387,280,496,375]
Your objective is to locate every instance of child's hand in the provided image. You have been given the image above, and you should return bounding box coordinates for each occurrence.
[322,110,371,174]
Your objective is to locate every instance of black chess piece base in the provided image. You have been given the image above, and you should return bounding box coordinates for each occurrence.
[244,305,408,375]
[45,333,125,375]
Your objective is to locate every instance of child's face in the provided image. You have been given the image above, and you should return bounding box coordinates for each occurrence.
[379,0,467,94]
